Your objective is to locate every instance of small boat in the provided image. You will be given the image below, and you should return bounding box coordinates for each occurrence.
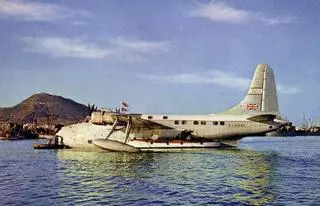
[33,143,71,149]
[33,135,71,149]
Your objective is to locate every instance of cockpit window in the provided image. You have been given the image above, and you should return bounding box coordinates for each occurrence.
[163,116,168,119]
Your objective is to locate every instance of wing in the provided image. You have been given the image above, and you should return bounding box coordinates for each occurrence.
[113,113,173,130]
[91,111,172,130]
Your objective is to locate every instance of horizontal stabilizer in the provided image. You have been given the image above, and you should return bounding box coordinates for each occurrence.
[247,114,276,122]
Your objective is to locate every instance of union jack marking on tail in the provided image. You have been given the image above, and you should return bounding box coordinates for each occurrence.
[246,103,259,111]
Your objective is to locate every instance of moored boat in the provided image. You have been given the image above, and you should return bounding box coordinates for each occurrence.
[33,135,71,149]
[33,143,71,149]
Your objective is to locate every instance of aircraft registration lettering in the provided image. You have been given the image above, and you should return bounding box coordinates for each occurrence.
[228,123,246,128]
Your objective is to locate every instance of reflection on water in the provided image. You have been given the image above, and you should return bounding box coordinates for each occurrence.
[57,151,159,205]
[1,137,320,205]
[56,149,277,205]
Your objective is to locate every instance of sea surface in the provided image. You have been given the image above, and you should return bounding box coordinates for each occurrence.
[0,136,319,205]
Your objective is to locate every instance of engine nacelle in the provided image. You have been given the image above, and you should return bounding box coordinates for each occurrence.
[91,111,115,125]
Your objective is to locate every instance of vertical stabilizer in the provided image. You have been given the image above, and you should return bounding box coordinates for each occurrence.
[220,64,280,116]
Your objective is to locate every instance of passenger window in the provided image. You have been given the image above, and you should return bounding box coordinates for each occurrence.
[213,121,218,125]
[88,140,92,144]
[163,116,168,119]
[182,120,187,125]
[148,116,153,119]
[194,121,199,125]
[174,120,179,125]
[220,121,225,126]
[201,121,206,125]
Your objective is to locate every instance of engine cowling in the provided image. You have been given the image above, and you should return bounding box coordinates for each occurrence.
[91,111,115,125]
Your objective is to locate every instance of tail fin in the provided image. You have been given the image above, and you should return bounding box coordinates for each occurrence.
[220,64,281,117]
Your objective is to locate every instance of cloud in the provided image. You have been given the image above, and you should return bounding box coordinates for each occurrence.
[0,0,88,21]
[259,16,297,26]
[190,2,250,23]
[22,37,171,61]
[110,37,171,53]
[140,70,301,94]
[141,70,250,90]
[190,2,297,25]
[23,37,111,59]
[277,84,301,94]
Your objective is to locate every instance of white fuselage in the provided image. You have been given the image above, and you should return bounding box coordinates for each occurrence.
[137,114,275,139]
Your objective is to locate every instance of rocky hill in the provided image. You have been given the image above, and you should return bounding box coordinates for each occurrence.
[0,93,89,125]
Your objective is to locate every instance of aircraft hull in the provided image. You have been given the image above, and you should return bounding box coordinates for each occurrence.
[92,138,222,152]
[57,122,224,152]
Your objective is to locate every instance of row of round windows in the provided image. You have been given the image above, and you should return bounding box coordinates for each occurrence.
[174,120,225,126]
[147,116,225,126]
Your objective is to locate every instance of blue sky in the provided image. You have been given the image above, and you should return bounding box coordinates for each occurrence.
[0,0,319,124]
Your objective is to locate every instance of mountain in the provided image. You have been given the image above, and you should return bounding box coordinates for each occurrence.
[0,93,89,125]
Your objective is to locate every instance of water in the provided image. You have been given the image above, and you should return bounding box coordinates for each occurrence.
[0,136,319,205]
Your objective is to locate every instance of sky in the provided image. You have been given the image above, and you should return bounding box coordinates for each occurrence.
[0,0,319,124]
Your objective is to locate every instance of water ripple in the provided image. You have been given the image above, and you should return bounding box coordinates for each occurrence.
[0,137,320,205]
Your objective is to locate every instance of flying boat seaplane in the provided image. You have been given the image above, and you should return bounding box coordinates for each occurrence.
[57,64,285,152]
